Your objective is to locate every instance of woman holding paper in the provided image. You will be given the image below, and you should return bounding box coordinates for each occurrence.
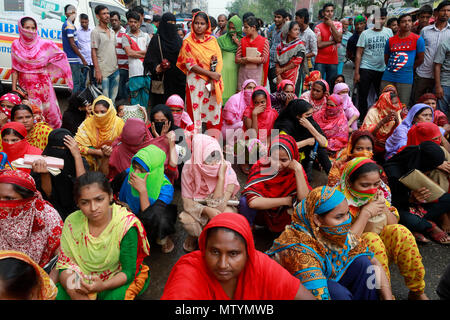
[337,157,429,300]
[384,141,450,245]
[236,16,270,90]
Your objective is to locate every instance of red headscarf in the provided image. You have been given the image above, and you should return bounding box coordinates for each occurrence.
[405,122,442,148]
[243,86,278,138]
[161,212,301,300]
[1,122,42,169]
[108,118,152,179]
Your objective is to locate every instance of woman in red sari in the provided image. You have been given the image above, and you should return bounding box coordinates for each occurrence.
[176,12,224,134]
[161,212,315,300]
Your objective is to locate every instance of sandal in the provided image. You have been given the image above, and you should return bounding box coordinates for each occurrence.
[161,237,175,254]
[408,291,430,300]
[183,235,198,252]
[412,232,431,244]
[427,222,450,245]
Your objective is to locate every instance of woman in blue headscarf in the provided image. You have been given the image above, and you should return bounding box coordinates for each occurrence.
[266,186,393,300]
[385,103,445,160]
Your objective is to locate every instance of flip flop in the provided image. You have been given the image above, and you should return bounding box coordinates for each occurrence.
[183,236,197,252]
[412,232,431,244]
[427,224,450,245]
[161,237,175,254]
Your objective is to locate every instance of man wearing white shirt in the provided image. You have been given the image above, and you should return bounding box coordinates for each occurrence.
[78,14,93,90]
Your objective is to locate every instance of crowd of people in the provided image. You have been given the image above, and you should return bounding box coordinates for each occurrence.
[0,1,450,301]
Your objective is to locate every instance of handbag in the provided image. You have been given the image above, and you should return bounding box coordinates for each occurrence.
[77,67,103,106]
[151,35,165,95]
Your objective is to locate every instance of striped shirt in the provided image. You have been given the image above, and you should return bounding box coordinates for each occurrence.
[416,23,450,79]
[115,27,128,70]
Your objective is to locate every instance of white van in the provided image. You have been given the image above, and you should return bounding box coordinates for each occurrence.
[0,0,128,88]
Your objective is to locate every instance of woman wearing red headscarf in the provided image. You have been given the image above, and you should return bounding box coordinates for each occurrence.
[0,169,63,268]
[240,134,311,233]
[161,212,315,300]
[176,12,224,134]
[313,93,349,155]
[0,122,42,172]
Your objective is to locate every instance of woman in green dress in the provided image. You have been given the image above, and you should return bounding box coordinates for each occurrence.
[217,15,243,104]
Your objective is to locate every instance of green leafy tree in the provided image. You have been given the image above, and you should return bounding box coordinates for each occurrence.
[226,0,295,23]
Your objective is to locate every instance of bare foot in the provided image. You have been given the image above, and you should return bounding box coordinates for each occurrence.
[408,291,429,300]
[161,236,174,254]
[183,235,198,252]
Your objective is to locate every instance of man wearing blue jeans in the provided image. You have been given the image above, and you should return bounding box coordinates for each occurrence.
[62,5,88,94]
[313,3,342,86]
[91,5,119,101]
[434,37,450,115]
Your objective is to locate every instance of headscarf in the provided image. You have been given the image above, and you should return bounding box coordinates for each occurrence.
[333,82,359,123]
[337,157,380,207]
[181,134,240,200]
[176,12,224,104]
[0,169,63,267]
[119,144,173,214]
[0,93,22,121]
[417,93,448,127]
[1,121,42,164]
[266,186,373,299]
[313,94,349,152]
[270,80,298,113]
[161,212,301,300]
[243,134,311,202]
[217,15,243,53]
[165,95,193,129]
[302,70,321,91]
[109,118,152,178]
[242,86,279,137]
[276,22,307,70]
[11,17,73,90]
[0,250,57,300]
[354,15,367,24]
[222,79,257,125]
[157,13,182,56]
[300,79,329,113]
[405,122,442,148]
[384,103,433,159]
[75,95,125,149]
[274,98,323,143]
[56,203,150,283]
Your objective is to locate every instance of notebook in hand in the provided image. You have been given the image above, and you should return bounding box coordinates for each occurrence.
[399,169,445,202]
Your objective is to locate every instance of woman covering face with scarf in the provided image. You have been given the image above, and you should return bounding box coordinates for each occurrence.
[267,186,392,300]
[338,157,429,300]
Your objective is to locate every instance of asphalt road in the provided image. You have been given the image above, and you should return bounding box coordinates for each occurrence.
[53,61,449,300]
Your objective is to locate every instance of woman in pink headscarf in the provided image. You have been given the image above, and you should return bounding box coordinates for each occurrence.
[300,79,329,113]
[108,118,153,179]
[333,83,360,132]
[221,79,257,144]
[11,17,73,129]
[0,93,22,128]
[313,94,349,154]
[165,94,194,132]
[179,134,241,252]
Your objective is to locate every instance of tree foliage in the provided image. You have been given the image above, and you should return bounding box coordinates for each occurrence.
[226,0,295,23]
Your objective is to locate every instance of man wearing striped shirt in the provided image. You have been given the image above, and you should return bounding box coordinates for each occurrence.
[110,11,129,101]
[411,0,450,104]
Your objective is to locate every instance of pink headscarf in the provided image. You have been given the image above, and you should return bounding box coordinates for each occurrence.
[313,93,349,152]
[11,17,73,89]
[0,93,22,121]
[181,134,240,199]
[333,82,360,130]
[165,94,193,129]
[300,79,329,113]
[277,79,295,92]
[108,118,152,178]
[222,79,257,125]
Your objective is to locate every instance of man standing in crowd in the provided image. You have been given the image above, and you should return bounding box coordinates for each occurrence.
[151,15,161,33]
[435,37,450,115]
[412,5,433,35]
[122,10,151,107]
[348,17,354,33]
[91,5,120,101]
[296,8,317,72]
[77,14,93,91]
[387,17,399,35]
[354,8,393,121]
[216,14,228,37]
[412,1,450,104]
[268,9,288,93]
[346,15,366,63]
[110,11,129,102]
[338,18,352,75]
[314,3,342,86]
[62,5,88,94]
[381,13,425,107]
[131,6,154,36]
